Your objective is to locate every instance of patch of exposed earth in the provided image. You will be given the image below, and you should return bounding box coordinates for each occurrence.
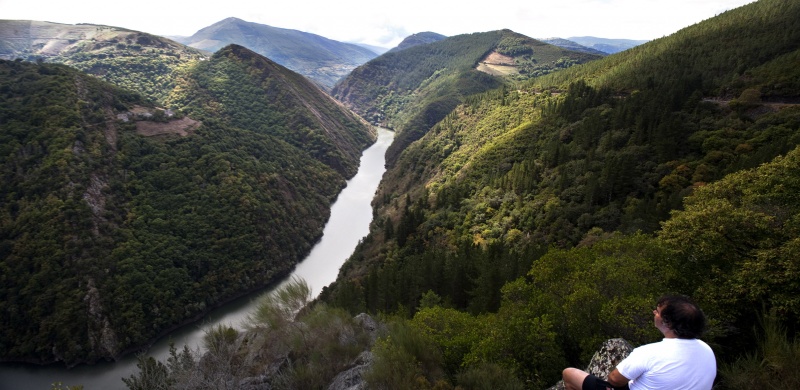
[117,105,201,137]
[476,51,518,76]
[136,117,201,137]
[482,51,516,66]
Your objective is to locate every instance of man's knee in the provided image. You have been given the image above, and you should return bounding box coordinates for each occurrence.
[562,367,589,390]
[563,367,586,378]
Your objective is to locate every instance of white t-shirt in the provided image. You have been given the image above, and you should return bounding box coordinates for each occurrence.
[615,338,716,390]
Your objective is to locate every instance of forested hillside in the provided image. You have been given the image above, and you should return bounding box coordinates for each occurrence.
[165,44,373,177]
[333,29,601,164]
[0,20,207,103]
[0,41,373,365]
[319,0,800,387]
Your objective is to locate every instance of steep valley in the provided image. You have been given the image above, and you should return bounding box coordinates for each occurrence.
[1,0,799,388]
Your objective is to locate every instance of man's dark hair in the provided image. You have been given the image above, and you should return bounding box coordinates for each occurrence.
[657,295,707,339]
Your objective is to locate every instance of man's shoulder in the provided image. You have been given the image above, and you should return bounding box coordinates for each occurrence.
[633,338,709,353]
[672,338,713,350]
[644,338,715,361]
[632,339,669,351]
[683,338,715,356]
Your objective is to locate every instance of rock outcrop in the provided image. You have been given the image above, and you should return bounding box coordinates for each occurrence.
[548,338,634,390]
[327,351,374,390]
[326,313,384,390]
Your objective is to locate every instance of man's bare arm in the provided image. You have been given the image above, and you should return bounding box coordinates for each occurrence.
[606,368,630,388]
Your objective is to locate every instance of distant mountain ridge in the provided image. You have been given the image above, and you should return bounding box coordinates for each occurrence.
[540,37,608,56]
[175,17,378,90]
[566,36,649,54]
[354,42,389,55]
[1,20,130,58]
[0,19,207,103]
[0,19,205,61]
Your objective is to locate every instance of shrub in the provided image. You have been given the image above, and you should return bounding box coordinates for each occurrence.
[365,319,447,389]
[719,313,800,389]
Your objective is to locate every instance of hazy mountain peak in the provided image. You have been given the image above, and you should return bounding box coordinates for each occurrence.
[566,36,649,54]
[220,16,245,23]
[539,37,608,56]
[177,17,378,90]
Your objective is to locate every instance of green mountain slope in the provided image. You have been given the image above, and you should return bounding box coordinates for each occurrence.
[0,19,207,103]
[176,17,378,91]
[333,29,601,164]
[0,43,373,365]
[322,0,800,372]
[165,44,373,177]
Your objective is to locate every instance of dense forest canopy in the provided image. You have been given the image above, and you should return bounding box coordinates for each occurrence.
[320,0,800,387]
[165,44,374,177]
[0,39,373,365]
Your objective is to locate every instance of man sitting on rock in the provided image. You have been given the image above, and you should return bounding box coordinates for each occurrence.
[562,295,717,390]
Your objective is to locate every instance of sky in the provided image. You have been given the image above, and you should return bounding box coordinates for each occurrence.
[1,0,756,48]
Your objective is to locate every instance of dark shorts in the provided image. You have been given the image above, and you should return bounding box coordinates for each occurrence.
[582,374,627,390]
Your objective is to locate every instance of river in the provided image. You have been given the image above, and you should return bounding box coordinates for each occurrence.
[0,127,394,390]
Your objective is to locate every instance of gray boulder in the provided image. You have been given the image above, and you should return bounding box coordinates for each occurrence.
[326,313,385,390]
[548,338,634,390]
[326,351,374,390]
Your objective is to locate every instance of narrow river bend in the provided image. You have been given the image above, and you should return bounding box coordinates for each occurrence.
[0,127,394,390]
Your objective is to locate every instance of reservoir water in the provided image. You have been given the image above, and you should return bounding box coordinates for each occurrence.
[0,127,394,390]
